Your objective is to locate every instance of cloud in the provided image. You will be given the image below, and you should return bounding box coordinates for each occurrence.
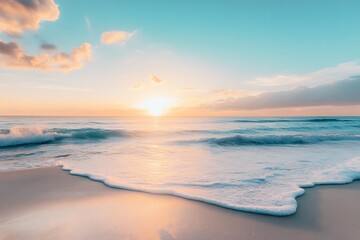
[0,40,92,71]
[131,83,144,90]
[151,74,163,83]
[210,76,360,110]
[0,1,92,71]
[0,0,60,36]
[176,87,201,92]
[32,84,91,92]
[212,89,258,97]
[40,43,57,51]
[85,16,91,33]
[101,31,134,44]
[251,62,360,88]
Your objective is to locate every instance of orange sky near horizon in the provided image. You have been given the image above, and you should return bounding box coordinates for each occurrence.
[1,1,360,117]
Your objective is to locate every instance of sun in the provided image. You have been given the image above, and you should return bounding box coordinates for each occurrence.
[139,97,174,117]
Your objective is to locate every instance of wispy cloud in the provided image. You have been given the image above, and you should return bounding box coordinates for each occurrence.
[251,61,360,89]
[40,43,57,51]
[176,87,202,92]
[0,0,59,36]
[212,89,259,97]
[151,74,163,84]
[85,16,91,33]
[131,83,145,90]
[101,31,135,45]
[32,84,92,92]
[211,76,360,110]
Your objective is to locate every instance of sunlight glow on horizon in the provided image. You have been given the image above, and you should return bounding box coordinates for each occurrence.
[138,97,176,117]
[0,1,360,117]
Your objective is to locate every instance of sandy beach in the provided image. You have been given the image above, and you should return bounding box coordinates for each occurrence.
[1,0,360,239]
[0,167,359,240]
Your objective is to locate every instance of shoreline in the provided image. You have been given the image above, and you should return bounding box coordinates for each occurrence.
[4,165,358,217]
[1,167,360,239]
[62,165,359,217]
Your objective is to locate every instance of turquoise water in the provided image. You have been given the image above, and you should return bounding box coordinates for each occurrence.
[1,116,360,215]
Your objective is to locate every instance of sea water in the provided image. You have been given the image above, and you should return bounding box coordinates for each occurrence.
[1,116,360,216]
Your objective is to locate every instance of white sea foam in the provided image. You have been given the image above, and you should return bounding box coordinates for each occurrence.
[1,117,360,215]
[59,156,360,216]
[312,157,360,185]
[0,126,59,147]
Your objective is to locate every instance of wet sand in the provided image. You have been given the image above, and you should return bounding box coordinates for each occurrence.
[0,167,359,240]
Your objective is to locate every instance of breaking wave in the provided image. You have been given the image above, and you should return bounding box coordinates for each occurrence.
[2,116,360,216]
[0,126,129,148]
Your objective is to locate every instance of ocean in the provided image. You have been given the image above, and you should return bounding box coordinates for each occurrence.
[1,116,360,216]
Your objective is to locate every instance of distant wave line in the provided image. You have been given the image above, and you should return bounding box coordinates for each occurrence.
[231,118,356,123]
[192,134,360,146]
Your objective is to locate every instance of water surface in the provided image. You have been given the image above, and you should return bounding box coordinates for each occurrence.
[1,116,360,215]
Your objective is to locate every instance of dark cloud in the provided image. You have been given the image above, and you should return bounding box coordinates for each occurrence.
[0,41,19,56]
[0,0,59,36]
[40,43,57,50]
[0,40,92,72]
[210,76,360,110]
[0,1,91,72]
[19,0,38,8]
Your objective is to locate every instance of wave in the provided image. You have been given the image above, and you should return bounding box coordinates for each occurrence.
[197,134,360,146]
[60,156,360,216]
[0,126,129,148]
[231,118,355,123]
[51,128,130,139]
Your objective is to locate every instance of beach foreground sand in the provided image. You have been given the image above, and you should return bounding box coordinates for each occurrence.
[0,167,359,240]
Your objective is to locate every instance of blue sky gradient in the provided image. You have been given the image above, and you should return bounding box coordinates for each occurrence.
[0,0,360,116]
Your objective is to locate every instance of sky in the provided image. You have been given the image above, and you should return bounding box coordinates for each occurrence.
[1,0,360,116]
